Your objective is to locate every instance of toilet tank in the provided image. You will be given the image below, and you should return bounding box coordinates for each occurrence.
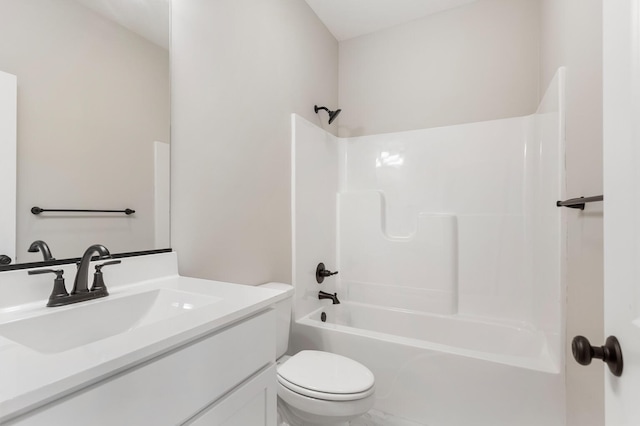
[258,282,294,358]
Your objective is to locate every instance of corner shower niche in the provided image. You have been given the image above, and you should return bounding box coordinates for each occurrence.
[291,69,566,425]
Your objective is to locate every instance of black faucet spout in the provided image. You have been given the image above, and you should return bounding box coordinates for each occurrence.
[318,290,340,304]
[72,244,111,294]
[28,240,55,261]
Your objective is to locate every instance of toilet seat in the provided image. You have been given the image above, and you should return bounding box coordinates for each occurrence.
[277,350,375,402]
[278,375,374,401]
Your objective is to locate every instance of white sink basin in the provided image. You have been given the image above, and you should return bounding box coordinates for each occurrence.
[0,288,221,354]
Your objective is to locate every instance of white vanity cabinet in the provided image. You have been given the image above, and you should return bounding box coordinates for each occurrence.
[8,309,277,426]
[186,365,277,426]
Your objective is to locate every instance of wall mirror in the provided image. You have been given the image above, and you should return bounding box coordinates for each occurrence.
[0,0,170,269]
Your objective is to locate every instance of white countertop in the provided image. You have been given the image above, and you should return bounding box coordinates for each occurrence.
[0,252,288,423]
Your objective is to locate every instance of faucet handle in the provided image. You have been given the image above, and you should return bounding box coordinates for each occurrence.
[74,257,113,269]
[90,260,120,294]
[28,269,69,305]
[28,268,63,277]
[316,263,339,283]
[95,260,121,271]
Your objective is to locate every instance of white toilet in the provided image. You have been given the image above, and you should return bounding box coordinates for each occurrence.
[259,283,375,426]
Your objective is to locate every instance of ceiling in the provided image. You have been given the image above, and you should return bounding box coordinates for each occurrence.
[73,0,170,49]
[71,0,476,49]
[304,0,477,41]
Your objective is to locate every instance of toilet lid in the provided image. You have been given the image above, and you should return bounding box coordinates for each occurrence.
[277,350,375,396]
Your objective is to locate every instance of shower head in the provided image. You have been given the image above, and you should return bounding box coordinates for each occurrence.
[328,108,341,124]
[314,105,342,125]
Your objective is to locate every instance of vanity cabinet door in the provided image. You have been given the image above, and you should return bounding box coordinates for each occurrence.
[185,365,276,426]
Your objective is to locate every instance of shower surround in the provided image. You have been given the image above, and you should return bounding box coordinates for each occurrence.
[290,69,566,425]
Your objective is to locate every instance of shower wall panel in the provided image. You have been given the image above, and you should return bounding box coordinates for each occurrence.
[342,117,534,324]
[291,116,340,319]
[339,191,458,314]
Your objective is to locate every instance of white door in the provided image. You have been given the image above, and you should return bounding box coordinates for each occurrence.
[0,70,17,265]
[603,1,640,424]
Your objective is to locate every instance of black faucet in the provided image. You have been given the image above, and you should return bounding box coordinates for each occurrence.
[29,244,118,307]
[318,291,340,304]
[72,244,112,294]
[28,240,55,261]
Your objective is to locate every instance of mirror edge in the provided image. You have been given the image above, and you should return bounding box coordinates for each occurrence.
[0,248,173,272]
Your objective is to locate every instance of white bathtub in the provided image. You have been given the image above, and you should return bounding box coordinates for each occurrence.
[291,302,565,426]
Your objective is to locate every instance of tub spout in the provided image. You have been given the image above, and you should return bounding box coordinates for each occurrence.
[318,291,340,304]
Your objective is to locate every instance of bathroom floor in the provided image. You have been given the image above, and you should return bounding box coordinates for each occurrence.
[278,408,424,426]
[349,410,425,426]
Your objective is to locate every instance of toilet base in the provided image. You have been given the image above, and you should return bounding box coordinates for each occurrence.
[277,398,351,426]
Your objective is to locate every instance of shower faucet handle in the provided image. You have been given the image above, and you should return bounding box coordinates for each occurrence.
[316,263,338,284]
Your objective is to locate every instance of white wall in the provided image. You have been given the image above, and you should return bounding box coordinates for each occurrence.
[338,0,540,137]
[0,0,170,261]
[540,2,604,425]
[0,71,16,264]
[171,0,338,284]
